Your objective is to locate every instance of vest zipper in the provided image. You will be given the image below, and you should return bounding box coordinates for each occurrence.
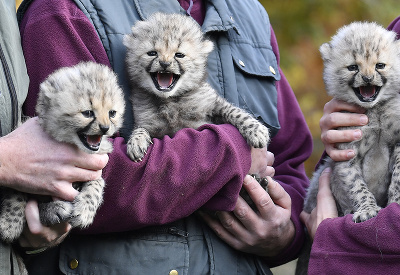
[0,42,18,130]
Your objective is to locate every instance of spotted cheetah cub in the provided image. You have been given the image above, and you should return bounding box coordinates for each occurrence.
[0,62,125,243]
[123,13,269,162]
[305,21,400,223]
[296,21,400,275]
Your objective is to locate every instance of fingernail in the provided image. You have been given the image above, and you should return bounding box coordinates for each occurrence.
[322,167,331,174]
[347,151,355,158]
[353,130,362,140]
[243,175,253,185]
[360,115,368,125]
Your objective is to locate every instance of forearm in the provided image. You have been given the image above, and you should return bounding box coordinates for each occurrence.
[84,124,251,233]
[309,203,400,275]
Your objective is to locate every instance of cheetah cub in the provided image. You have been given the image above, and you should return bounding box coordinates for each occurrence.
[0,62,125,243]
[296,22,400,274]
[305,22,400,223]
[123,13,269,162]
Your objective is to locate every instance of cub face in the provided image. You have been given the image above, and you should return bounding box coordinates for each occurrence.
[36,62,125,153]
[123,13,214,99]
[320,22,400,109]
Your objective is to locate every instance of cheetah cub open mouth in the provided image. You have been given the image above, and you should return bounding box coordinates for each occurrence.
[353,85,381,102]
[78,133,102,151]
[151,71,180,92]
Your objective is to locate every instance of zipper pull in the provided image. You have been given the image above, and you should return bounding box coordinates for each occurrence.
[168,227,189,238]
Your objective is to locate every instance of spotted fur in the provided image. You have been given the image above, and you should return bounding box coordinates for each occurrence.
[123,13,270,162]
[296,22,400,275]
[0,62,125,242]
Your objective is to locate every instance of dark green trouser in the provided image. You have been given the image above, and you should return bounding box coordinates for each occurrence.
[24,216,273,275]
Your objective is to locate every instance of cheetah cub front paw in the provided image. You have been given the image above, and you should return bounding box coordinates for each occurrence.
[127,128,153,161]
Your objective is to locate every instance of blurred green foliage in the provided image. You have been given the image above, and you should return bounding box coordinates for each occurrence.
[260,0,400,176]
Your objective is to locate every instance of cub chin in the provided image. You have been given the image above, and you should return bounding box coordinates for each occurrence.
[0,61,125,244]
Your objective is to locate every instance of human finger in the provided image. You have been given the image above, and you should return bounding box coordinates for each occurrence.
[198,211,241,246]
[266,151,274,166]
[20,200,71,248]
[320,112,367,134]
[215,209,247,237]
[263,176,291,210]
[316,168,337,214]
[240,175,286,221]
[50,181,80,202]
[265,151,275,177]
[24,200,43,235]
[322,98,365,115]
[300,210,310,225]
[61,166,103,184]
[199,178,260,239]
[321,128,362,145]
[72,151,109,171]
[325,145,355,162]
[303,168,338,240]
[249,147,268,177]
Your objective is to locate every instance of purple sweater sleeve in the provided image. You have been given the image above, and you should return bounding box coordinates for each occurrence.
[92,124,251,232]
[309,203,400,274]
[307,17,400,273]
[19,0,250,232]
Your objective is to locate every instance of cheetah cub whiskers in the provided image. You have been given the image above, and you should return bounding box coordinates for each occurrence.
[123,13,269,163]
[296,21,400,275]
[0,61,125,243]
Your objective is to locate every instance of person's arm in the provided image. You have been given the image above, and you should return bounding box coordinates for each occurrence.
[19,0,255,233]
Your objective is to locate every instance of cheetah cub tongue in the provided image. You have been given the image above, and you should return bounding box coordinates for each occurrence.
[157,72,174,89]
[359,85,379,102]
[80,134,102,151]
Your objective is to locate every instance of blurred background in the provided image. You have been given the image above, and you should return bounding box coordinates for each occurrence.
[260,0,400,177]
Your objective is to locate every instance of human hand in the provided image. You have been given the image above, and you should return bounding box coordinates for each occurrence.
[300,168,338,240]
[249,147,275,178]
[200,175,294,257]
[19,200,71,250]
[320,98,368,161]
[0,117,108,201]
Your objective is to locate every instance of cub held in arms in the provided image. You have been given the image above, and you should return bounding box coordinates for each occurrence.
[0,62,125,243]
[296,22,400,275]
[123,13,269,163]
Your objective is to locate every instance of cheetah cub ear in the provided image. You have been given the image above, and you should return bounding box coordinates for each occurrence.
[201,39,214,56]
[123,32,135,50]
[319,42,332,63]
